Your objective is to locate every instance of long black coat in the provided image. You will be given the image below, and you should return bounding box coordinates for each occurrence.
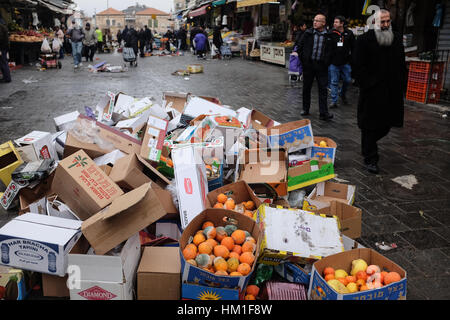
[295,28,333,68]
[353,30,407,130]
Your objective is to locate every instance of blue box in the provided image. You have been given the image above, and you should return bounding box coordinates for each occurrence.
[182,283,240,300]
[306,137,337,164]
[207,164,224,192]
[274,263,311,285]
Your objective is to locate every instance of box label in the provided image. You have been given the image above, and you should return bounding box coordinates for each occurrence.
[77,286,118,300]
[268,125,313,152]
[182,283,240,300]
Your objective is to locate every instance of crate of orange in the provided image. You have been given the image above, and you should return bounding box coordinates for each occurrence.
[308,248,407,300]
[179,207,261,300]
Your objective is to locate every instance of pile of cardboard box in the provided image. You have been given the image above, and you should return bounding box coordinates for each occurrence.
[0,91,406,301]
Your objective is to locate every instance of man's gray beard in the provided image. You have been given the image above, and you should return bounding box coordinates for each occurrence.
[375,26,394,46]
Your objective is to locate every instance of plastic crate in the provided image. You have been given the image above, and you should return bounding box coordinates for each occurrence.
[407,80,428,94]
[406,90,426,103]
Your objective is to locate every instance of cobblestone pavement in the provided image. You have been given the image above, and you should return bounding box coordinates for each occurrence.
[0,51,449,300]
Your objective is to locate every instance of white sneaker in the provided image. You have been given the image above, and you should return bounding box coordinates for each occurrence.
[79,63,83,67]
[74,65,78,69]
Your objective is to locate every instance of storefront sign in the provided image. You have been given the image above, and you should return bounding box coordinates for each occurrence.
[260,45,286,66]
[237,0,273,8]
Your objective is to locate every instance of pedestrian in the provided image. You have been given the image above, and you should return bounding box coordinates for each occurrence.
[353,9,407,174]
[213,24,223,58]
[295,13,334,121]
[95,27,103,53]
[117,29,122,46]
[55,25,65,59]
[124,26,138,64]
[122,26,129,43]
[176,26,187,51]
[293,20,307,44]
[67,20,85,69]
[63,26,72,55]
[144,25,153,53]
[0,17,11,83]
[190,24,202,53]
[82,22,97,62]
[328,16,355,108]
[164,28,174,52]
[138,28,146,57]
[194,28,207,59]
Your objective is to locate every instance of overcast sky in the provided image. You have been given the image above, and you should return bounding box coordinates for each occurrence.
[73,0,174,17]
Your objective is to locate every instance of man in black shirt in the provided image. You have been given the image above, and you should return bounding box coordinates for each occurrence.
[329,16,355,108]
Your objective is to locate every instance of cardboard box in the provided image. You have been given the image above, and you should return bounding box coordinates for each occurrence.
[68,233,141,300]
[255,204,344,266]
[237,149,288,197]
[182,283,240,300]
[140,115,169,163]
[313,201,362,239]
[308,248,407,300]
[0,141,24,191]
[0,266,31,300]
[51,150,124,221]
[93,150,126,167]
[307,181,356,207]
[274,263,311,285]
[63,115,142,159]
[287,160,336,191]
[206,180,262,210]
[15,131,57,161]
[54,111,80,132]
[163,91,190,115]
[0,213,82,276]
[81,182,170,255]
[109,153,171,192]
[180,209,261,295]
[137,247,181,300]
[261,119,314,153]
[306,137,337,164]
[183,96,237,119]
[172,146,209,230]
[250,109,279,131]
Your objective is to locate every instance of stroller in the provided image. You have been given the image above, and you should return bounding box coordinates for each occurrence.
[288,46,303,84]
[123,47,137,67]
[220,43,232,60]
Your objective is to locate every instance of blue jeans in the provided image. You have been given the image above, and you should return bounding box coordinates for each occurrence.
[71,41,82,66]
[329,64,352,104]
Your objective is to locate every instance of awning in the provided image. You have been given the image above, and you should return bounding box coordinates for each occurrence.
[37,0,74,14]
[236,0,274,8]
[189,4,210,18]
[212,0,226,7]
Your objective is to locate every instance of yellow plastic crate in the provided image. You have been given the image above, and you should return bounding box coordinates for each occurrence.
[0,141,24,191]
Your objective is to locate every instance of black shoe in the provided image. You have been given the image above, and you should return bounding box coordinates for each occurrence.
[365,163,379,174]
[301,110,310,116]
[330,103,338,109]
[319,113,334,121]
[0,79,11,83]
[341,97,349,105]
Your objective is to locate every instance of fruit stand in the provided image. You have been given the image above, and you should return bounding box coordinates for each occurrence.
[259,41,294,68]
[8,31,50,66]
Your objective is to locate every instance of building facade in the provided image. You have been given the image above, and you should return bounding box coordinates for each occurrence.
[135,8,172,34]
[95,8,125,36]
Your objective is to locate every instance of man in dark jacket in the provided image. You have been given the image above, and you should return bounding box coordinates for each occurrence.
[138,28,146,57]
[0,17,11,83]
[144,25,153,53]
[328,16,355,108]
[124,27,138,57]
[176,26,187,51]
[68,20,85,69]
[213,25,223,57]
[296,13,334,121]
[353,9,406,174]
[293,21,307,45]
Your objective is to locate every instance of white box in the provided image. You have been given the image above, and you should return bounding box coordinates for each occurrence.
[93,150,126,167]
[54,111,80,132]
[68,233,141,300]
[307,181,356,207]
[15,131,57,161]
[0,213,82,276]
[184,97,237,119]
[172,146,208,230]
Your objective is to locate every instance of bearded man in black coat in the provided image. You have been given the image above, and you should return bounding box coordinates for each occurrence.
[353,9,407,174]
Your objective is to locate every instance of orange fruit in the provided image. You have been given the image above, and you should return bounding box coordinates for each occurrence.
[346,276,357,283]
[214,203,224,209]
[356,279,366,287]
[244,294,256,300]
[384,272,401,285]
[356,271,368,281]
[241,241,256,253]
[215,227,227,242]
[227,257,240,273]
[231,229,246,245]
[244,201,255,210]
[244,210,254,218]
[182,246,197,260]
[232,245,242,255]
[214,257,228,272]
[359,285,369,291]
[380,271,388,285]
[213,245,230,259]
[239,252,255,266]
[198,242,213,255]
[215,270,228,276]
[221,237,235,251]
[217,193,228,204]
[204,226,216,239]
[196,254,212,268]
[225,199,236,210]
[229,272,242,276]
[202,221,215,229]
[246,285,260,297]
[324,274,335,281]
[229,252,240,260]
[338,278,349,286]
[205,238,218,249]
[323,267,335,276]
[237,263,251,276]
[186,259,197,267]
[193,233,206,246]
[245,236,256,244]
[195,230,204,235]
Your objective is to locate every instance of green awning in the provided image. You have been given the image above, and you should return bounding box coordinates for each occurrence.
[212,0,226,7]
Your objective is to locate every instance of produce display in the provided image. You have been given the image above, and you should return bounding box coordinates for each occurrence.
[182,218,257,277]
[9,30,48,43]
[323,258,403,294]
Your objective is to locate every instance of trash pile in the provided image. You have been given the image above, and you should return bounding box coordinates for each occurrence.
[0,91,407,301]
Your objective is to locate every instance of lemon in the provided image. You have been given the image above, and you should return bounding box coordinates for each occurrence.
[347,282,358,293]
[335,269,348,279]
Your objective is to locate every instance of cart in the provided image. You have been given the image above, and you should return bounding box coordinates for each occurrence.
[39,52,61,69]
[220,43,232,60]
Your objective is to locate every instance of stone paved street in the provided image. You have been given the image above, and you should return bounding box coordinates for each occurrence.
[0,51,449,300]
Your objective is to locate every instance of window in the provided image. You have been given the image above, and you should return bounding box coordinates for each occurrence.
[153,19,158,28]
[148,19,152,28]
[106,19,110,26]
[112,20,116,26]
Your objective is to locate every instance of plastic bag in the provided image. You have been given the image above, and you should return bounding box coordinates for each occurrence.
[288,189,306,209]
[41,38,52,53]
[52,38,61,52]
[66,118,115,151]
